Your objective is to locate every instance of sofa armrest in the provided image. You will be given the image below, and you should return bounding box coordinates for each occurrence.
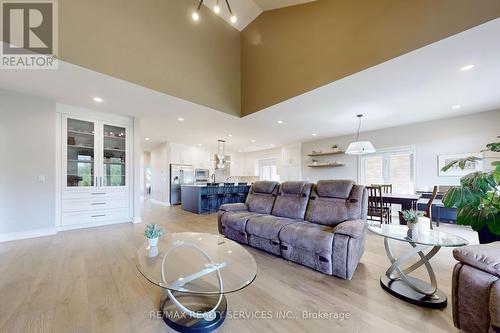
[333,219,367,239]
[219,203,248,212]
[453,243,500,277]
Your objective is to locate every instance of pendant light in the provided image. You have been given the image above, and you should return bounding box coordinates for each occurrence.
[345,114,376,155]
[214,140,228,169]
[192,0,237,24]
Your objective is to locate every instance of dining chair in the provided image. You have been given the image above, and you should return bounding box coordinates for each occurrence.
[424,185,438,229]
[366,185,391,224]
[371,184,393,223]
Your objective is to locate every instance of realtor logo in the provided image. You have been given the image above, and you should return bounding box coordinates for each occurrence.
[1,0,58,69]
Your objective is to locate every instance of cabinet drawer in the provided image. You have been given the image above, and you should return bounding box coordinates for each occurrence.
[62,198,129,212]
[62,190,128,200]
[61,208,130,226]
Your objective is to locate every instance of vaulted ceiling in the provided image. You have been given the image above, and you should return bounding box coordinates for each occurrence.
[1,0,499,119]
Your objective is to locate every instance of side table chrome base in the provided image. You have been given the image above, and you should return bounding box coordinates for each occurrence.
[380,275,447,309]
[381,237,447,309]
[160,291,227,333]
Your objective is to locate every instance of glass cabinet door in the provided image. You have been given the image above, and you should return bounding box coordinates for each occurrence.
[66,118,95,187]
[102,124,126,187]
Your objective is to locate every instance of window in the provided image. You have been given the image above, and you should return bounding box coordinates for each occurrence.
[257,158,279,181]
[359,147,415,193]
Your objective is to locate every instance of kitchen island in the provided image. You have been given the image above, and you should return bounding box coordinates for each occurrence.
[181,183,251,214]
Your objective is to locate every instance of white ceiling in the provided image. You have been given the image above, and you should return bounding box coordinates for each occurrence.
[200,0,316,30]
[0,18,499,153]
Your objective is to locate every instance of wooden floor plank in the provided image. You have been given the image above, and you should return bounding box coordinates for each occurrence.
[0,201,474,333]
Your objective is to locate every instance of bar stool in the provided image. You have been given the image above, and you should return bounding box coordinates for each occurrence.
[236,182,248,203]
[205,183,220,213]
[222,183,235,205]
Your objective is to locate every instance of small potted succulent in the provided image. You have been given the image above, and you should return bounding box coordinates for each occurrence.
[401,209,421,237]
[144,223,164,247]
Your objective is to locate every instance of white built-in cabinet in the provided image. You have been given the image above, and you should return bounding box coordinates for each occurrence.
[60,113,132,228]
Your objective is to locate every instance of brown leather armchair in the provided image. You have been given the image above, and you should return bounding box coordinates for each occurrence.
[452,242,500,333]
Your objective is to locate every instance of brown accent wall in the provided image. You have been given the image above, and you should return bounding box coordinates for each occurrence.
[241,0,500,116]
[59,0,241,116]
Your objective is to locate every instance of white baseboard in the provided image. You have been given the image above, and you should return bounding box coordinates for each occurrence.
[0,228,57,243]
[133,217,142,224]
[150,199,171,207]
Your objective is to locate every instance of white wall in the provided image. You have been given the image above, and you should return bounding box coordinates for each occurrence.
[237,143,302,181]
[302,109,500,189]
[150,142,169,204]
[0,90,56,234]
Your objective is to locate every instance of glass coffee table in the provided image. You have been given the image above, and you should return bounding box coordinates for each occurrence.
[137,232,257,333]
[368,222,468,308]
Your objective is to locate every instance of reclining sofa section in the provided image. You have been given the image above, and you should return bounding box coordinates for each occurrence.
[218,180,368,280]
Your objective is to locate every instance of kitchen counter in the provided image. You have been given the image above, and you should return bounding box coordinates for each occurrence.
[181,183,250,214]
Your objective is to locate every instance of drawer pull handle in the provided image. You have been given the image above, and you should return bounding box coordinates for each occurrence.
[91,202,106,205]
[91,192,106,195]
[91,214,106,218]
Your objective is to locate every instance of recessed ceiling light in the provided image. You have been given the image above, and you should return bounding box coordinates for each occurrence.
[197,143,202,146]
[228,134,233,137]
[452,105,461,109]
[251,139,256,143]
[460,64,475,71]
[177,117,184,122]
[277,120,283,124]
[144,137,150,141]
[93,97,103,103]
[312,133,317,136]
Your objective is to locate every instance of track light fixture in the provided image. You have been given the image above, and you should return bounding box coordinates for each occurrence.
[191,0,237,24]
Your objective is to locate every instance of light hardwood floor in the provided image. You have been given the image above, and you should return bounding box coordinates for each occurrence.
[0,201,477,333]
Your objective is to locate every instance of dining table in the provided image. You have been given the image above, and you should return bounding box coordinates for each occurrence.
[381,192,422,211]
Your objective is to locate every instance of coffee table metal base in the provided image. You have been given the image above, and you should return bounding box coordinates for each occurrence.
[380,275,447,309]
[382,237,447,309]
[160,292,227,333]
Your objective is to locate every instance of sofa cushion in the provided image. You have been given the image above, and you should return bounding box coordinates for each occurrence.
[272,181,313,220]
[279,222,335,254]
[221,211,263,232]
[246,181,279,214]
[315,180,354,199]
[305,180,363,226]
[252,181,279,194]
[453,242,500,277]
[246,215,298,240]
[305,197,348,226]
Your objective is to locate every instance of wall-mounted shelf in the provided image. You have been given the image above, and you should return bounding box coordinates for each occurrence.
[307,151,344,157]
[307,163,345,168]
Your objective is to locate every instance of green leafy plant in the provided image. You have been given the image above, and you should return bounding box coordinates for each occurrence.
[441,137,500,235]
[401,209,422,224]
[144,224,164,239]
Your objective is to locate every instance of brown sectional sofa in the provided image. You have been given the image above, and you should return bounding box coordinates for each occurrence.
[218,180,368,280]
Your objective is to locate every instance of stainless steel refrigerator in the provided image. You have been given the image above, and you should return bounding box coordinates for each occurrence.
[169,164,194,205]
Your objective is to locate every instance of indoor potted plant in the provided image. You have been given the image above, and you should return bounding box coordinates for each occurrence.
[401,209,420,237]
[144,223,164,247]
[441,137,500,244]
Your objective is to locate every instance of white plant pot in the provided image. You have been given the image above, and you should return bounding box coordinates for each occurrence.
[148,246,159,258]
[407,222,418,239]
[418,217,431,235]
[148,237,159,247]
